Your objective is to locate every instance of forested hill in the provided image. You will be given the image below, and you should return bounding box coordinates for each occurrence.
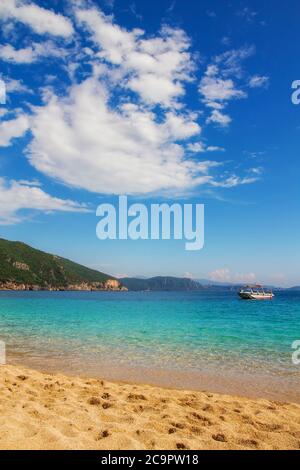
[0,238,116,290]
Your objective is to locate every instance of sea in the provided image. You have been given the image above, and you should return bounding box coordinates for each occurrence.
[0,289,299,402]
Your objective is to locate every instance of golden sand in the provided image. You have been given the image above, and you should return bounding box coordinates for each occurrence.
[0,364,299,450]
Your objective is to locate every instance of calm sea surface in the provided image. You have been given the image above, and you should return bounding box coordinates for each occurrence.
[0,290,299,402]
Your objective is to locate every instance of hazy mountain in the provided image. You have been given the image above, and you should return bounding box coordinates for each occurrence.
[120,276,204,291]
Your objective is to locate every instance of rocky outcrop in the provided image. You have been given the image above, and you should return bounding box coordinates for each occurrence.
[104,279,122,290]
[13,262,30,271]
[0,279,128,292]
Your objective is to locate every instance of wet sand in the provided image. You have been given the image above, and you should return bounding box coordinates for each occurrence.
[0,364,300,450]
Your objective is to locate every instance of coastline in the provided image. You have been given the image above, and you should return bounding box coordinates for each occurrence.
[0,363,299,450]
[0,281,128,292]
[10,353,300,405]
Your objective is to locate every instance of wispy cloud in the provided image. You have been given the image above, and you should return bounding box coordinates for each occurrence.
[236,7,258,23]
[211,174,260,188]
[248,75,269,89]
[199,46,256,126]
[206,10,216,18]
[129,3,143,21]
[166,1,176,14]
[0,178,90,225]
[4,78,31,94]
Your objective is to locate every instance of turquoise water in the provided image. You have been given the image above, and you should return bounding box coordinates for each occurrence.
[0,290,299,401]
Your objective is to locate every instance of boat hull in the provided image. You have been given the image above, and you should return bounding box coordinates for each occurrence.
[239,292,274,300]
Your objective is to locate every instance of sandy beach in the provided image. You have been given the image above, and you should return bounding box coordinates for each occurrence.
[0,364,299,450]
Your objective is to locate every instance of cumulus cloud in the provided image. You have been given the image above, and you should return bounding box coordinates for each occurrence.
[0,115,29,146]
[0,0,73,37]
[209,268,256,284]
[27,77,214,195]
[75,6,194,107]
[206,109,232,127]
[0,178,89,224]
[200,74,246,103]
[0,4,265,200]
[237,7,258,23]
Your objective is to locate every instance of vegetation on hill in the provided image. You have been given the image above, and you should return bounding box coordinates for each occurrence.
[0,238,112,288]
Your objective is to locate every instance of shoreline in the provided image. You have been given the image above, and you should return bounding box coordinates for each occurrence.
[0,363,300,450]
[9,353,300,405]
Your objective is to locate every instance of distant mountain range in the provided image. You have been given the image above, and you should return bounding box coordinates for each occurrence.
[120,276,203,291]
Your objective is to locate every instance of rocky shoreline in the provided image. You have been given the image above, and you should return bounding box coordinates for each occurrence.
[0,279,128,292]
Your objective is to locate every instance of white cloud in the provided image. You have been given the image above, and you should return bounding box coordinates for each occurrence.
[0,41,65,64]
[200,46,255,126]
[206,109,232,127]
[27,76,213,195]
[188,142,225,153]
[0,115,29,146]
[0,178,89,224]
[199,75,246,103]
[209,268,256,284]
[0,5,262,198]
[206,145,225,152]
[75,7,194,107]
[209,268,231,282]
[5,78,31,93]
[214,46,255,78]
[211,174,260,188]
[248,166,263,175]
[187,142,206,153]
[249,75,269,88]
[0,0,73,37]
[0,44,34,63]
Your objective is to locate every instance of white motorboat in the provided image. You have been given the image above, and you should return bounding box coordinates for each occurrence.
[238,285,274,300]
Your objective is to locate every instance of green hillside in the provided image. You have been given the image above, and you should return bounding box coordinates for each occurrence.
[0,238,112,288]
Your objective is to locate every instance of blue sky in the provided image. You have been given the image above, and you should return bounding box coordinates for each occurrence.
[0,0,299,286]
